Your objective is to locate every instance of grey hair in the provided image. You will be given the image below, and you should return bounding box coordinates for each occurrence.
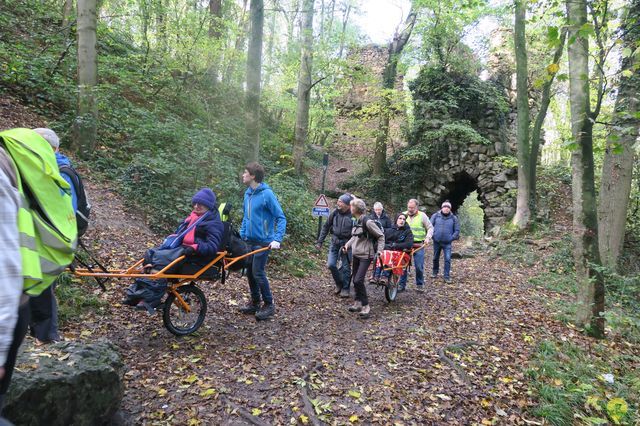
[350,198,366,214]
[33,128,60,150]
[373,201,383,210]
[407,198,419,207]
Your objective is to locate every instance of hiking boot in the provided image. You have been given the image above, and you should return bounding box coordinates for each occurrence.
[348,301,362,312]
[359,305,371,319]
[340,289,350,298]
[444,277,452,284]
[416,285,425,292]
[397,287,406,293]
[239,301,261,315]
[255,303,275,321]
[334,286,342,296]
[430,273,437,279]
[368,278,377,285]
[121,297,138,306]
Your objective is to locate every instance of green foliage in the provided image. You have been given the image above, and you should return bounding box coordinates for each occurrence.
[0,0,319,240]
[527,340,639,425]
[56,273,107,325]
[457,191,484,237]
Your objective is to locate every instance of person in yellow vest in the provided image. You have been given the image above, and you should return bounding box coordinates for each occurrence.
[398,198,434,292]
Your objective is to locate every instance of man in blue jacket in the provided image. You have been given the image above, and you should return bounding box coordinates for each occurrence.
[239,162,287,321]
[430,200,460,283]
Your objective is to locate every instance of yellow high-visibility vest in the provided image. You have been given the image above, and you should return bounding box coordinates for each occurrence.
[1,128,77,296]
[404,211,427,243]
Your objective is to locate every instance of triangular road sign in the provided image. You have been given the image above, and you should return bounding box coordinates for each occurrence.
[314,194,330,208]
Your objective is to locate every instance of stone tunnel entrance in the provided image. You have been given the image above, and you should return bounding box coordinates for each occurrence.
[417,144,518,234]
[439,172,479,213]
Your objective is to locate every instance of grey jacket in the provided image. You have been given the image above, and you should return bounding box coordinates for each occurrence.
[344,217,385,259]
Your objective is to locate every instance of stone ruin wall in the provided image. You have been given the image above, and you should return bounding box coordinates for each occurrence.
[333,45,406,166]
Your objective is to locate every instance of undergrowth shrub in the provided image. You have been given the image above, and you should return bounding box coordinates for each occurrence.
[528,340,639,425]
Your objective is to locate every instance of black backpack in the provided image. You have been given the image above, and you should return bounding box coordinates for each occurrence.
[59,165,91,237]
[221,221,250,271]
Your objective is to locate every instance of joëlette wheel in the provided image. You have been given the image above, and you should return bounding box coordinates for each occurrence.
[385,273,399,302]
[163,283,207,336]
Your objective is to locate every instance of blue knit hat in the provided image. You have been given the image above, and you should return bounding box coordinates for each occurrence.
[192,188,217,210]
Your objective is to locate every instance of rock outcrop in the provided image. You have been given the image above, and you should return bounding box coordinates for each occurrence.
[4,340,125,426]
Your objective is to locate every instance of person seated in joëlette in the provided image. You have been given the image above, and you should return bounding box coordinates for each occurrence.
[123,188,224,312]
[373,213,414,283]
[163,187,225,274]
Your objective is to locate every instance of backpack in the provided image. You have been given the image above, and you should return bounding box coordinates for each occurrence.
[357,216,382,242]
[221,221,250,270]
[58,164,91,237]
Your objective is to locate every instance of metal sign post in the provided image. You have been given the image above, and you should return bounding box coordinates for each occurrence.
[317,154,329,240]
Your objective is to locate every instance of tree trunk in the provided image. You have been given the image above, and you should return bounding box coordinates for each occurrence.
[512,0,531,229]
[293,0,314,174]
[528,29,567,213]
[566,0,605,338]
[598,0,640,270]
[74,0,98,159]
[156,0,167,54]
[208,0,222,37]
[245,0,264,161]
[371,9,417,177]
[62,0,74,28]
[223,0,248,84]
[206,0,223,84]
[337,3,351,59]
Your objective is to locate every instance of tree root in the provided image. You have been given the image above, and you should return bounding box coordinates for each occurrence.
[221,395,270,426]
[299,367,325,426]
[437,341,481,385]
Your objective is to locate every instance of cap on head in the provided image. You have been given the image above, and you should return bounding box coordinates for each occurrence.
[33,128,60,150]
[338,193,353,205]
[442,201,452,209]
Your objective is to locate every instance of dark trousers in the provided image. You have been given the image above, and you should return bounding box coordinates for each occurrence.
[352,257,371,306]
[247,242,273,305]
[327,241,351,290]
[432,240,453,279]
[0,299,30,414]
[29,283,60,342]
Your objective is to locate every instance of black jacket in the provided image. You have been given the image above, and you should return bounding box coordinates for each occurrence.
[368,210,393,230]
[317,208,354,245]
[383,224,414,251]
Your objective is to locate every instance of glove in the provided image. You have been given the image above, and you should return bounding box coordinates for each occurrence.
[183,246,196,256]
[314,243,322,251]
[269,241,281,250]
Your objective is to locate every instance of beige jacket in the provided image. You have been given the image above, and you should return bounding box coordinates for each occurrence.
[344,216,385,259]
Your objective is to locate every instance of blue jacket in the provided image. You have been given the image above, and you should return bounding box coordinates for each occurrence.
[430,211,460,244]
[56,152,78,211]
[240,182,287,244]
[173,210,224,258]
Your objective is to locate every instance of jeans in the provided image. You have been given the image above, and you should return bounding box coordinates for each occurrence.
[398,245,425,289]
[352,257,371,306]
[433,241,452,279]
[247,242,273,305]
[327,242,351,290]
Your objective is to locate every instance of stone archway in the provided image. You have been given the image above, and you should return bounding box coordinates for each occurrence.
[418,142,518,233]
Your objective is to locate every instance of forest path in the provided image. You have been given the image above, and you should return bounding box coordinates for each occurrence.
[62,175,593,425]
